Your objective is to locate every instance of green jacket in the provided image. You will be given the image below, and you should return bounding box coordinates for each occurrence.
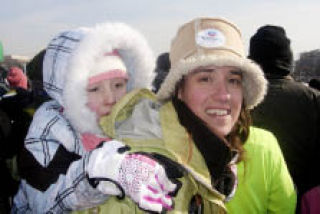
[226,126,297,213]
[75,89,226,214]
[75,89,296,213]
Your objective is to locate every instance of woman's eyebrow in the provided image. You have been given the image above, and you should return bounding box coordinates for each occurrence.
[192,68,242,76]
[192,68,214,73]
[230,70,242,76]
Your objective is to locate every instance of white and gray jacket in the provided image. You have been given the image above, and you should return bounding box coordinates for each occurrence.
[12,22,154,213]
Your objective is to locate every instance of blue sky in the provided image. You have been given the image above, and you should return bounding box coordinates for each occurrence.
[1,0,319,59]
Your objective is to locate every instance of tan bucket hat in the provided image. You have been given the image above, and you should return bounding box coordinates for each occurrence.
[157,17,267,109]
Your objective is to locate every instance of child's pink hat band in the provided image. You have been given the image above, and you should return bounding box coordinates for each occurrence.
[88,70,128,85]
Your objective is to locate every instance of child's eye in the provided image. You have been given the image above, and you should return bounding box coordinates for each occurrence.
[87,87,98,92]
[115,82,125,88]
[113,79,127,89]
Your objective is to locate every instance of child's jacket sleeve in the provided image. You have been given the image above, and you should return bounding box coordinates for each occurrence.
[13,101,108,213]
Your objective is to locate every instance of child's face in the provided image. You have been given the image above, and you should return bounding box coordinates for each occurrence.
[87,78,127,119]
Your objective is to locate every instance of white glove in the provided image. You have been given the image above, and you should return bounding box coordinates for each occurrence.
[86,140,179,213]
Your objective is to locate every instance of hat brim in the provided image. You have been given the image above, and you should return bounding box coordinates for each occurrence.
[157,55,267,110]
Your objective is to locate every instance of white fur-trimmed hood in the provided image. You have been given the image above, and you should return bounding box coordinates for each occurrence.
[43,22,155,135]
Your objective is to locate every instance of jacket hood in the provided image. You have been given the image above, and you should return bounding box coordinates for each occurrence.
[43,22,155,134]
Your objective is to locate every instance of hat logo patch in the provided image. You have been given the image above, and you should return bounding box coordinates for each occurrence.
[196,28,225,48]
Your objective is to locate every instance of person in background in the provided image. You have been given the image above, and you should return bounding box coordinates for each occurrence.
[6,66,28,90]
[309,78,320,91]
[0,50,52,213]
[0,66,19,213]
[248,25,320,213]
[25,49,51,111]
[0,41,4,62]
[0,65,34,213]
[0,65,9,95]
[12,22,180,213]
[300,185,320,214]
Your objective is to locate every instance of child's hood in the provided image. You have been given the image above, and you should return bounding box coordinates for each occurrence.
[42,22,155,134]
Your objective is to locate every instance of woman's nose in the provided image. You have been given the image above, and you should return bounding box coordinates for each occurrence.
[212,81,231,102]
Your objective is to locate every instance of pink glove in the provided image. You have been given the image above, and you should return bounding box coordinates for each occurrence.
[87,140,179,213]
[7,67,28,89]
[81,133,111,151]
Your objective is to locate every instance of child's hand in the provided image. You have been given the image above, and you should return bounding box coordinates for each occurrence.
[86,140,182,213]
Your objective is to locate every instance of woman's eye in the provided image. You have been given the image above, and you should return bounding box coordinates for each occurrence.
[198,76,211,83]
[229,78,241,86]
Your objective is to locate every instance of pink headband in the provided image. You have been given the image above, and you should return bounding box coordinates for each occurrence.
[88,70,128,85]
[88,49,128,85]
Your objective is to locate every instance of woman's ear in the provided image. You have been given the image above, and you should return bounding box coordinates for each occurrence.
[177,87,182,99]
[175,80,184,100]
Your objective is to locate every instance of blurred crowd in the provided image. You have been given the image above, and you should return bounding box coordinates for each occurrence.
[1,17,320,214]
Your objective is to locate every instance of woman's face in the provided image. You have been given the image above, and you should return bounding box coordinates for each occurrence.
[87,78,127,120]
[178,65,243,136]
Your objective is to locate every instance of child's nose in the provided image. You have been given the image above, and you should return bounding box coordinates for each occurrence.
[103,93,116,105]
[102,86,116,105]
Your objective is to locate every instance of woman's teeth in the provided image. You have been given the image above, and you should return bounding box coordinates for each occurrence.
[206,109,228,116]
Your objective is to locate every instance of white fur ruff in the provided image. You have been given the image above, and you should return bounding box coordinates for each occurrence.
[43,22,155,136]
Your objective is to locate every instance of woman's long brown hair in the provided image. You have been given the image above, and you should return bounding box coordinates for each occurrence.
[226,104,251,163]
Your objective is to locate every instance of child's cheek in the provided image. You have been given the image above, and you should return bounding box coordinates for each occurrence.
[87,102,99,115]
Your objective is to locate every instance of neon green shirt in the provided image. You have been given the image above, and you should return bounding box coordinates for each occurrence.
[226,127,297,213]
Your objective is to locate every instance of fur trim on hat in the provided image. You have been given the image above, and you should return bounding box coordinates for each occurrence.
[157,17,267,110]
[157,55,267,110]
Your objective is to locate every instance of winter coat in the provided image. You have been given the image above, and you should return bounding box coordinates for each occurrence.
[75,89,227,214]
[12,22,155,213]
[251,75,320,198]
[301,186,320,214]
[225,126,297,213]
[76,89,296,214]
[0,88,34,213]
[0,108,19,213]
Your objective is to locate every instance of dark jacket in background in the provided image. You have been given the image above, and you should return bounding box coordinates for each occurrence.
[251,76,320,196]
[309,78,320,91]
[0,49,49,212]
[0,86,33,213]
[249,25,320,203]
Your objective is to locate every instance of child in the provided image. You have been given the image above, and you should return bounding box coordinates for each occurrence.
[12,22,179,213]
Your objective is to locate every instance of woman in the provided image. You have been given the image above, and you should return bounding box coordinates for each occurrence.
[82,17,296,213]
